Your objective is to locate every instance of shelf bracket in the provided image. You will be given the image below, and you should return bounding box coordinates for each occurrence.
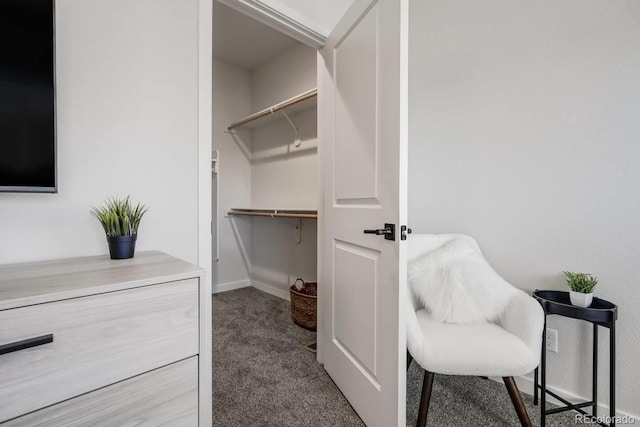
[296,218,302,244]
[223,128,250,136]
[281,110,301,147]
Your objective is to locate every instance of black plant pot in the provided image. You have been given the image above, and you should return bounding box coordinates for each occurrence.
[107,235,137,259]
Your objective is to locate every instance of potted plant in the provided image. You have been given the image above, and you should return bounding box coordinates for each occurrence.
[563,271,598,308]
[91,196,148,259]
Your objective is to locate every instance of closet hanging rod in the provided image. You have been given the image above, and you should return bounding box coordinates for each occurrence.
[227,209,317,220]
[229,211,317,219]
[226,88,318,131]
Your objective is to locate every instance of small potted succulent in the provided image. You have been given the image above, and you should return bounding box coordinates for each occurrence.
[563,271,598,308]
[91,196,148,259]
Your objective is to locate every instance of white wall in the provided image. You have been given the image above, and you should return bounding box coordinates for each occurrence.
[252,44,317,111]
[408,0,640,418]
[211,58,253,290]
[250,110,318,209]
[250,43,318,296]
[0,0,199,265]
[251,44,318,210]
[250,216,318,298]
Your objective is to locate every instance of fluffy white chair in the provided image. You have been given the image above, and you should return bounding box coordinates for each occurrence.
[406,234,544,427]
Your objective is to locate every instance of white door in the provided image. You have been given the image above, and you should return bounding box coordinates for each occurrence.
[318,0,408,425]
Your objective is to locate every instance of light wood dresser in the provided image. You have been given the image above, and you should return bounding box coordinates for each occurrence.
[0,251,211,426]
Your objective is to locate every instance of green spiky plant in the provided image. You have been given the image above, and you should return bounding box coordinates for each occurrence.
[563,271,598,294]
[90,196,148,237]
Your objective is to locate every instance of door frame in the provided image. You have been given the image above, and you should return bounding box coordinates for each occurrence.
[198,0,213,298]
[197,1,213,425]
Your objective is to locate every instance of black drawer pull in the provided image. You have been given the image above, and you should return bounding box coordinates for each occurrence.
[0,334,54,356]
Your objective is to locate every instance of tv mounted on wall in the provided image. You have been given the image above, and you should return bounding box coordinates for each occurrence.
[0,0,56,193]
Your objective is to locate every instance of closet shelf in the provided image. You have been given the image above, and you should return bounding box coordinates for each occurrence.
[227,208,317,220]
[226,88,317,131]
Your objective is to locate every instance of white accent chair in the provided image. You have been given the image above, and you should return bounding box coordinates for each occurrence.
[406,235,544,427]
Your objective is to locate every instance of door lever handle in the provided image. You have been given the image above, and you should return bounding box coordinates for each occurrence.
[363,228,390,235]
[363,223,396,241]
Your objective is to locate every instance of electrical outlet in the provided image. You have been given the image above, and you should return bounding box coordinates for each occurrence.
[545,328,558,353]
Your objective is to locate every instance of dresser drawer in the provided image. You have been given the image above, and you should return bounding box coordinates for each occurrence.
[3,356,199,427]
[0,279,199,422]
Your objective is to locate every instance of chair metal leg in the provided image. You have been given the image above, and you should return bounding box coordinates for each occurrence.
[417,370,434,427]
[503,377,533,427]
[407,351,413,371]
[533,367,538,405]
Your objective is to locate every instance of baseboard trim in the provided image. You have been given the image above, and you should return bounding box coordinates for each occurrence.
[490,374,639,422]
[251,280,290,301]
[212,279,251,294]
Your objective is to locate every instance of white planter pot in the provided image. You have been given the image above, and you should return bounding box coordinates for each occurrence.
[569,291,593,308]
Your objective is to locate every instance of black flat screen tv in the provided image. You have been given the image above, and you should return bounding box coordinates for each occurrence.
[0,0,56,193]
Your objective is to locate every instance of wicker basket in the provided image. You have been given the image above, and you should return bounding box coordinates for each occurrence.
[289,278,317,331]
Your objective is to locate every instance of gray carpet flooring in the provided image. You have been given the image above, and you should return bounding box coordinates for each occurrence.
[213,288,579,426]
[212,287,364,426]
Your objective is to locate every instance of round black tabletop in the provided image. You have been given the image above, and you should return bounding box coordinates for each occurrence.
[533,290,618,324]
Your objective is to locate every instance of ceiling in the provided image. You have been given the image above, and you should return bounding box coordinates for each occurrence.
[213,1,299,71]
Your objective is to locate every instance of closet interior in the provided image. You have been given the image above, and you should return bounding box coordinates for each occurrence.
[212,1,319,302]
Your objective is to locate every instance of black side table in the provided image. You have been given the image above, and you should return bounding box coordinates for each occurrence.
[533,290,618,427]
